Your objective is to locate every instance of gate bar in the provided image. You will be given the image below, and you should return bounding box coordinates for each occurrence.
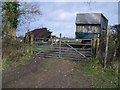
[62,41,87,58]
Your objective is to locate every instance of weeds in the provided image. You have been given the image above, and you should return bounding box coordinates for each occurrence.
[2,40,32,70]
[81,58,118,88]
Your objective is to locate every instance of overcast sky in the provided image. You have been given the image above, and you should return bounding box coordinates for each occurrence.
[17,2,118,38]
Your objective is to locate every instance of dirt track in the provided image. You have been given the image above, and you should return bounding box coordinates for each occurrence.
[2,56,92,88]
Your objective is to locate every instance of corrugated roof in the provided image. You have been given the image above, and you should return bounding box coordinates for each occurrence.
[76,13,103,24]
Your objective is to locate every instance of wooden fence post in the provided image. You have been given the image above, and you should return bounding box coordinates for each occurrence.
[50,35,53,46]
[30,34,33,55]
[104,26,109,68]
[59,33,62,57]
[27,33,33,55]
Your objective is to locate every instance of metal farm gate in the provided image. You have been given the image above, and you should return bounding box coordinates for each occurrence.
[33,38,92,61]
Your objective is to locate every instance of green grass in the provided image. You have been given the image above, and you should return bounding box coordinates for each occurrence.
[81,59,118,88]
[33,44,54,52]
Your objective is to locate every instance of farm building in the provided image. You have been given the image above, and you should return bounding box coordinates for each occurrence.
[24,28,52,43]
[75,13,108,56]
[28,28,52,39]
[75,13,108,39]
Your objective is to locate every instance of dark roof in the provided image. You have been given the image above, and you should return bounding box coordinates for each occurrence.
[76,13,108,25]
[28,28,52,38]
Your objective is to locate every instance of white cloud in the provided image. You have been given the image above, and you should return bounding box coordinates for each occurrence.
[44,9,76,23]
[18,0,119,2]
[57,10,75,21]
[17,2,118,38]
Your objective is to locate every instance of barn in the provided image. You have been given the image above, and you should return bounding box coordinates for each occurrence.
[75,13,108,56]
[28,28,52,39]
[24,28,52,43]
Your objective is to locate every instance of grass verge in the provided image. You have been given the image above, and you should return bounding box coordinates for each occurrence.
[80,59,118,88]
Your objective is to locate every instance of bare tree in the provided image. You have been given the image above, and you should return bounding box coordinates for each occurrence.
[17,2,42,34]
[2,2,42,40]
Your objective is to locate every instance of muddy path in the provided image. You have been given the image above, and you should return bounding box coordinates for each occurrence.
[2,56,92,88]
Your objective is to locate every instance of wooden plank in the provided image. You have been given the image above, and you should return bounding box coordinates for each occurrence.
[35,53,92,60]
[61,54,92,57]
[37,54,59,57]
[52,47,92,51]
[62,38,92,40]
[34,51,92,57]
[45,49,91,52]
[62,43,92,46]
[61,41,87,58]
[47,43,92,46]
